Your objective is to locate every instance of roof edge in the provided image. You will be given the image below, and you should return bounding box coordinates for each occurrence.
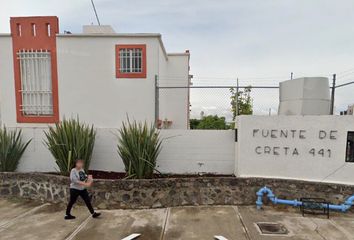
[57,33,169,60]
[56,33,162,38]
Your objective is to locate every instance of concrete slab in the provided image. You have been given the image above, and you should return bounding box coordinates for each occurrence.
[0,204,90,240]
[164,206,248,240]
[72,208,167,240]
[238,206,353,240]
[1,197,354,240]
[0,198,41,227]
[327,213,354,239]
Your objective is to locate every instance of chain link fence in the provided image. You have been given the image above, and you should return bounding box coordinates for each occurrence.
[334,82,354,114]
[157,75,354,128]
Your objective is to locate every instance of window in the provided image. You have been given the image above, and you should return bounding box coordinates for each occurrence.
[346,131,354,162]
[116,44,146,78]
[17,50,54,116]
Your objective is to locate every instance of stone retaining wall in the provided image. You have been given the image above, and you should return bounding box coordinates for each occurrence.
[1,172,354,209]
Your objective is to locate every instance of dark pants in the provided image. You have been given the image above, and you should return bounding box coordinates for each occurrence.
[66,188,94,215]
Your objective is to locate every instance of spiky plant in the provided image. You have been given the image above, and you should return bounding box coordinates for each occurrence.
[44,118,96,175]
[117,119,162,179]
[0,127,31,172]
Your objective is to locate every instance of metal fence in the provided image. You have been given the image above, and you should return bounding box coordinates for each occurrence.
[156,75,354,125]
[333,81,354,114]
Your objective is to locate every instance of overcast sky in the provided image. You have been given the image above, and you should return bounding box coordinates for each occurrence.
[1,0,354,115]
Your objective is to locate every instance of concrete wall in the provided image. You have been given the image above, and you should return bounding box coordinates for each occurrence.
[159,54,190,129]
[0,36,16,127]
[56,36,159,128]
[16,128,235,174]
[158,130,235,174]
[0,34,189,129]
[237,115,354,184]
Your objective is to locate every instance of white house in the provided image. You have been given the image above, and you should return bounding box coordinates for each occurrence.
[0,16,191,129]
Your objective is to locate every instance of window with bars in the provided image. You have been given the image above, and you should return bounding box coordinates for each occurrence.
[17,50,53,116]
[119,48,142,73]
[116,44,146,78]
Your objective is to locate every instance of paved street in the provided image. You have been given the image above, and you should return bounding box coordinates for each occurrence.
[1,198,354,240]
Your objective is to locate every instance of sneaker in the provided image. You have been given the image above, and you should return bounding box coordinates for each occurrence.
[92,212,101,218]
[64,214,76,220]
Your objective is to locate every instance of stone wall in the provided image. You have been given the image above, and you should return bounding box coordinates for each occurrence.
[1,172,354,209]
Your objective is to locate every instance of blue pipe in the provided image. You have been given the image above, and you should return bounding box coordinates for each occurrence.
[256,186,354,212]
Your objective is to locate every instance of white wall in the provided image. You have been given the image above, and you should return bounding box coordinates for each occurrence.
[13,115,354,185]
[0,36,16,127]
[57,36,158,128]
[237,115,354,184]
[158,130,235,174]
[15,128,235,174]
[0,34,190,129]
[159,53,190,129]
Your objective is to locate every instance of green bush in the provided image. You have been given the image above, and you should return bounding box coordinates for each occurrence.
[117,119,162,179]
[44,118,96,175]
[0,127,31,172]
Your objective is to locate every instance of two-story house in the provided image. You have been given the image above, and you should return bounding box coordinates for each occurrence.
[0,16,190,129]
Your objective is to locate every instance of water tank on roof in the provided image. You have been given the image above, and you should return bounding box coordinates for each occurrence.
[278,77,331,115]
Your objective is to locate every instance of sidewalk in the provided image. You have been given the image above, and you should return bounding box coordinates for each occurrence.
[1,198,353,240]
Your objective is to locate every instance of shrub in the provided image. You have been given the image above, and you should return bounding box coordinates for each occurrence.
[117,119,162,179]
[44,118,96,175]
[0,127,31,172]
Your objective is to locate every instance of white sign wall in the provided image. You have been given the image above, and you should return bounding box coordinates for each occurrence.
[236,115,354,185]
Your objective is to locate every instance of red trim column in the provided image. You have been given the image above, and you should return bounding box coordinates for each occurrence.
[10,16,59,123]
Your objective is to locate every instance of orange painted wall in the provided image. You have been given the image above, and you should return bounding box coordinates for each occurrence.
[10,16,59,123]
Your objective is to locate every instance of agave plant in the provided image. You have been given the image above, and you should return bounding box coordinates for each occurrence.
[0,127,31,172]
[117,119,162,179]
[44,118,96,175]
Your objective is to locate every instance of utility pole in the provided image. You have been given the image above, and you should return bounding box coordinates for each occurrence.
[154,75,159,128]
[235,78,239,117]
[330,74,336,115]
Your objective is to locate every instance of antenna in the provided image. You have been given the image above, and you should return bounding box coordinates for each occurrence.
[90,0,101,25]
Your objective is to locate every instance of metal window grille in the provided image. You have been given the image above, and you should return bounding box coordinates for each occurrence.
[119,48,142,73]
[17,49,53,116]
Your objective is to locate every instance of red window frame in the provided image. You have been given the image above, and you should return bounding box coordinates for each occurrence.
[116,44,147,78]
[10,16,59,123]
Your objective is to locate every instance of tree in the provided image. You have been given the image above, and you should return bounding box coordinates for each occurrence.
[189,118,201,129]
[190,115,231,130]
[230,86,253,120]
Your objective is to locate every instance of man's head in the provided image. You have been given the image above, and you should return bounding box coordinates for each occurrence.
[75,159,84,169]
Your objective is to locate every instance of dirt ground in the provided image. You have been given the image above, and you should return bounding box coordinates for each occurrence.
[1,197,354,240]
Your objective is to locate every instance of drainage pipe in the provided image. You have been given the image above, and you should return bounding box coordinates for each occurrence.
[256,186,354,212]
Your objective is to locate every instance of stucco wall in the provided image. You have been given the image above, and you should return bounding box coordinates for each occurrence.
[0,35,189,129]
[159,54,190,129]
[158,130,235,174]
[0,36,16,127]
[16,128,235,174]
[56,36,158,128]
[237,115,354,184]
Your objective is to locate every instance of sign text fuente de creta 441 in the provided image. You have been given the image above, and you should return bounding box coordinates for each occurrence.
[252,129,337,157]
